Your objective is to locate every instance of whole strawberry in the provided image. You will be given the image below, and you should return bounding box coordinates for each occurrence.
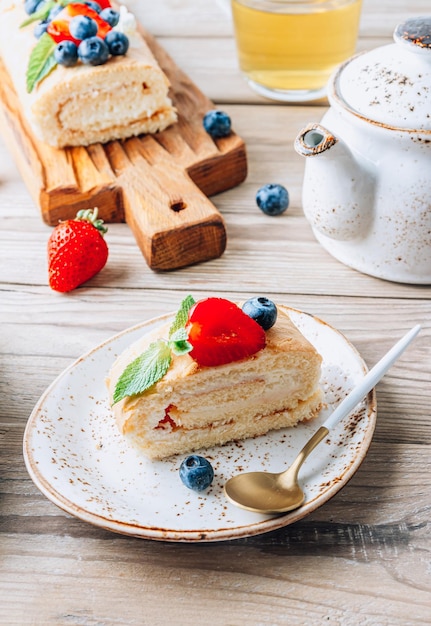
[48,208,108,292]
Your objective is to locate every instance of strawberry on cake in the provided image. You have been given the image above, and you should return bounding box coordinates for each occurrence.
[106,296,324,460]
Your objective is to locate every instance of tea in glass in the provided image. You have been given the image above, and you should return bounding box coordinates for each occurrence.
[231,0,363,101]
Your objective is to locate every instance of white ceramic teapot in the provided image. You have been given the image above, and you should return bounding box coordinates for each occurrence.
[294,16,431,284]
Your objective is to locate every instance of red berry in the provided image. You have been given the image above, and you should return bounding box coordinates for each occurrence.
[47,209,109,293]
[186,298,266,367]
[47,3,112,44]
[47,16,80,45]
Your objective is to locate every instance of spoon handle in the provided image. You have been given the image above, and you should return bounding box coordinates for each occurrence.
[323,324,421,431]
[287,425,330,481]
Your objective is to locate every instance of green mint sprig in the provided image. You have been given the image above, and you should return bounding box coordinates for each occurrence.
[168,294,195,336]
[112,296,196,405]
[26,33,57,93]
[22,0,79,92]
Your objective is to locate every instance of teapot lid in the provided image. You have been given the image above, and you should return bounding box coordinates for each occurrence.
[333,16,431,131]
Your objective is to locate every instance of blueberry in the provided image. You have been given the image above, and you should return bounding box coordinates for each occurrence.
[46,4,63,21]
[203,110,232,139]
[69,15,98,40]
[78,36,110,65]
[100,8,120,27]
[54,41,78,67]
[25,0,43,15]
[34,20,49,38]
[83,1,102,12]
[256,183,289,216]
[179,455,214,492]
[104,31,129,56]
[242,297,277,331]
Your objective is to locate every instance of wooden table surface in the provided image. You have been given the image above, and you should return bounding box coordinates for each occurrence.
[1,0,430,624]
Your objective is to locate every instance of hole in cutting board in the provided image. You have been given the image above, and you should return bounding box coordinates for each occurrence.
[170,200,187,212]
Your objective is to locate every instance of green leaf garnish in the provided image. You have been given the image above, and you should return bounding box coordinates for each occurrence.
[20,0,56,28]
[112,296,196,404]
[169,328,193,356]
[26,33,57,93]
[168,295,195,338]
[113,340,172,405]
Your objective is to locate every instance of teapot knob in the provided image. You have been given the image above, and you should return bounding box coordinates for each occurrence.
[394,16,431,58]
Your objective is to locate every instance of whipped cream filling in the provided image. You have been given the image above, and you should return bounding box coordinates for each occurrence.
[154,394,311,434]
[114,5,139,42]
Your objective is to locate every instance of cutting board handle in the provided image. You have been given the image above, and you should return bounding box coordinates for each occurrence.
[112,141,226,271]
[121,170,226,271]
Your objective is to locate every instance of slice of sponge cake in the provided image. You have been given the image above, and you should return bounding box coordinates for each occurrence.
[106,303,323,460]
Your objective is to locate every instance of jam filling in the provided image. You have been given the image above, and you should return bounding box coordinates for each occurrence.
[155,405,178,431]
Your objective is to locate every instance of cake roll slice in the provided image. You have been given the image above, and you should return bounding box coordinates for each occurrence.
[106,304,323,460]
[0,1,177,147]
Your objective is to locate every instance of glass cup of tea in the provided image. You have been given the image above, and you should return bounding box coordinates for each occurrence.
[229,0,363,102]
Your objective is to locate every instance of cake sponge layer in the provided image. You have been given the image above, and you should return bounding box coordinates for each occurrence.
[106,306,324,460]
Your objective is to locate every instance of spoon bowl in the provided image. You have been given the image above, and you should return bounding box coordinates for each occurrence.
[224,325,421,515]
[224,425,329,514]
[224,470,305,514]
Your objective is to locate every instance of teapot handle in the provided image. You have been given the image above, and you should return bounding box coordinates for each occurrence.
[294,123,338,157]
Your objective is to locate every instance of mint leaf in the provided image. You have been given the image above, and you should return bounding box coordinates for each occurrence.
[20,0,56,27]
[26,33,57,93]
[170,328,188,342]
[113,296,196,403]
[169,328,192,356]
[113,340,172,405]
[168,295,195,338]
[170,340,193,356]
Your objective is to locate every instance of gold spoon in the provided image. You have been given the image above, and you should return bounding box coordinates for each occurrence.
[224,324,421,515]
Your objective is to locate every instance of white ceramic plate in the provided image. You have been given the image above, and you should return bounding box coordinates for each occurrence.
[24,307,376,542]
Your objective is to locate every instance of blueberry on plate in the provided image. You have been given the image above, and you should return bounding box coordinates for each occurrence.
[179,455,214,492]
[54,41,78,67]
[104,31,129,56]
[78,36,110,66]
[70,15,98,41]
[256,183,289,216]
[100,8,120,27]
[242,297,277,331]
[203,110,232,139]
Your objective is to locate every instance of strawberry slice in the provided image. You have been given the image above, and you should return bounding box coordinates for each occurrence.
[186,298,266,367]
[47,15,80,45]
[47,3,112,44]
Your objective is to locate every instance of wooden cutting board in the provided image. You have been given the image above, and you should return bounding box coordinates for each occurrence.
[0,26,247,271]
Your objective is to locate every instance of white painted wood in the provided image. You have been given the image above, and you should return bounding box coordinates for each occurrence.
[1,1,430,624]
